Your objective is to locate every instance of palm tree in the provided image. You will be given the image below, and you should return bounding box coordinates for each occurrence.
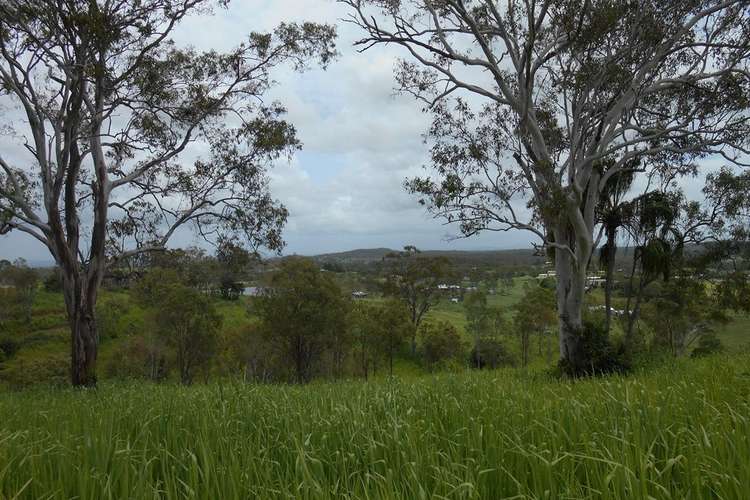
[596,167,635,335]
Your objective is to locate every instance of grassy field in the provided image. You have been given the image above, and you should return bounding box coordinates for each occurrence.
[0,355,749,499]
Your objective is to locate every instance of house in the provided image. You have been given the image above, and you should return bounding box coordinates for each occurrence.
[589,305,625,316]
[242,286,264,297]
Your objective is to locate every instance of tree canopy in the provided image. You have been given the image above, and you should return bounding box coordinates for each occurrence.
[0,0,337,386]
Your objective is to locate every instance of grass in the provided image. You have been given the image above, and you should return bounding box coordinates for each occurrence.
[1,355,749,499]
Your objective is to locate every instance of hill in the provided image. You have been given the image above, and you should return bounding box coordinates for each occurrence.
[309,247,548,270]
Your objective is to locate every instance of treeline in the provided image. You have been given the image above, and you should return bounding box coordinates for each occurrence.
[100,256,523,385]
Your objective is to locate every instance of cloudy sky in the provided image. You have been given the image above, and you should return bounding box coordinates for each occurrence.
[0,0,540,264]
[1,0,718,264]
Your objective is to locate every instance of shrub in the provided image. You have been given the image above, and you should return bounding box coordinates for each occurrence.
[468,338,514,369]
[0,336,20,359]
[557,320,630,378]
[95,294,132,340]
[691,333,724,358]
[421,321,464,370]
[0,350,69,388]
[43,268,64,292]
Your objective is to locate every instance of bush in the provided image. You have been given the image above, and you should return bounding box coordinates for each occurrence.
[421,321,464,370]
[103,333,169,381]
[468,338,514,369]
[557,320,630,378]
[691,333,723,358]
[95,294,132,340]
[43,268,64,292]
[0,336,20,359]
[0,350,69,388]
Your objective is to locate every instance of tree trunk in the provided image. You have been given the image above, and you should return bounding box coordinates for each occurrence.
[64,280,98,388]
[554,232,588,372]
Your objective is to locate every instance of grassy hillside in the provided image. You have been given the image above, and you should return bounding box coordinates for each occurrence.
[1,355,749,499]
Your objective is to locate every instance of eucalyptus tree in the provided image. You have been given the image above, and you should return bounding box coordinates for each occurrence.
[343,0,750,372]
[0,0,336,386]
[381,245,452,354]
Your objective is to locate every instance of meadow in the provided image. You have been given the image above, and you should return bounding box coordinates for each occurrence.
[1,355,749,499]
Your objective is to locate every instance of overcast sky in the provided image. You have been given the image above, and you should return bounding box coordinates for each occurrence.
[1,0,714,264]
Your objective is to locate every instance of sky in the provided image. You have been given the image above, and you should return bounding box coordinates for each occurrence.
[0,0,715,264]
[0,0,540,264]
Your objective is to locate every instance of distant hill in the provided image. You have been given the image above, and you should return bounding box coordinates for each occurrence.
[311,248,395,264]
[309,247,548,269]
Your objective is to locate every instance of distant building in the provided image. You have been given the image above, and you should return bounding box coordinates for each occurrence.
[589,305,624,316]
[585,277,607,288]
[243,286,264,297]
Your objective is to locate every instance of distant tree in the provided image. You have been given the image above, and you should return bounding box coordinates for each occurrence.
[43,267,64,293]
[4,259,38,323]
[154,284,222,385]
[514,285,556,367]
[216,239,253,300]
[0,0,337,386]
[131,268,183,307]
[371,298,412,377]
[691,333,724,358]
[382,246,452,354]
[255,258,350,383]
[321,260,346,273]
[715,271,750,314]
[643,278,729,357]
[420,320,464,370]
[464,289,506,368]
[481,269,500,293]
[346,0,750,373]
[622,170,750,344]
[217,323,276,382]
[350,302,381,379]
[95,294,132,341]
[468,338,514,370]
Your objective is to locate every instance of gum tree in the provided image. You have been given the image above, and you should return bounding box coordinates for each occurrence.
[342,0,750,373]
[0,0,336,386]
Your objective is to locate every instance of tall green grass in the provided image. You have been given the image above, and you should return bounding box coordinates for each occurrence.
[1,355,749,499]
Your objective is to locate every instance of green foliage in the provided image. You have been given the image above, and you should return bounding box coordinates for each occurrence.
[255,258,350,383]
[0,349,69,389]
[513,284,556,366]
[468,337,514,370]
[1,356,749,498]
[0,335,20,360]
[0,259,38,322]
[420,320,464,370]
[557,321,630,378]
[691,333,724,358]
[381,246,453,353]
[131,268,183,307]
[123,270,222,384]
[643,277,730,357]
[42,268,63,292]
[95,294,132,340]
